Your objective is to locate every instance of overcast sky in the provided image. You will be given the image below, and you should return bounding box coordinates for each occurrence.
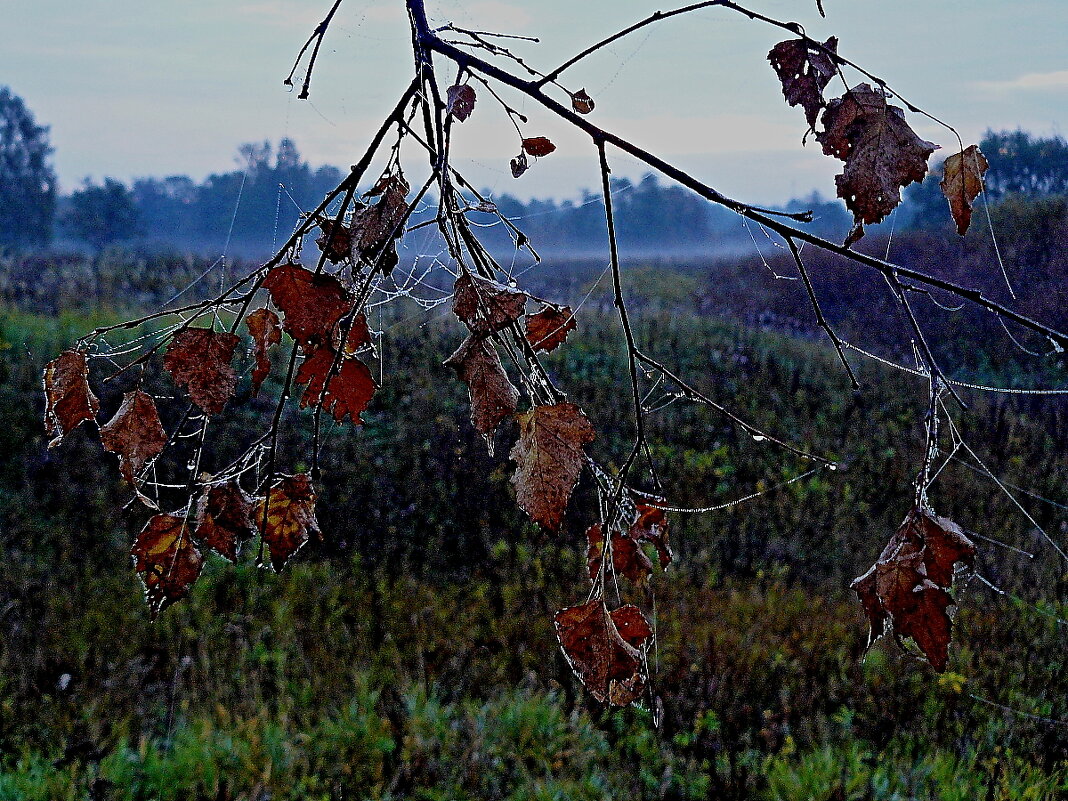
[3,0,1067,204]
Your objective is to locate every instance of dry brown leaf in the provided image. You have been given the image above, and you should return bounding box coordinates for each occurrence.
[195,481,257,561]
[525,304,576,353]
[43,349,99,448]
[586,523,654,585]
[510,152,529,178]
[510,403,595,531]
[246,308,282,396]
[555,598,647,706]
[342,313,373,355]
[447,83,477,122]
[131,513,203,618]
[571,89,595,115]
[262,262,353,351]
[351,172,410,271]
[817,84,937,243]
[941,145,989,236]
[767,37,838,129]
[257,473,321,571]
[315,218,353,264]
[850,507,974,672]
[163,328,240,416]
[630,500,672,570]
[296,346,377,425]
[522,137,556,157]
[99,390,167,483]
[453,272,527,335]
[444,334,519,442]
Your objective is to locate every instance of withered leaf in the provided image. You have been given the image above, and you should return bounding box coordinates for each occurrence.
[630,500,672,570]
[586,523,654,585]
[257,473,321,571]
[246,308,282,396]
[262,262,353,351]
[99,390,167,483]
[610,604,653,650]
[296,346,377,425]
[767,37,838,129]
[522,137,557,157]
[163,328,240,416]
[342,313,373,355]
[351,173,410,270]
[571,89,595,115]
[131,514,203,618]
[453,272,528,335]
[510,402,595,531]
[525,304,576,353]
[444,334,519,442]
[940,145,989,236]
[850,507,974,672]
[555,598,647,706]
[446,83,477,122]
[315,218,353,264]
[195,481,256,561]
[817,84,937,243]
[43,349,99,448]
[510,152,529,178]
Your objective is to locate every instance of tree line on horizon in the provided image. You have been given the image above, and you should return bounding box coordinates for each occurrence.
[3,86,1068,258]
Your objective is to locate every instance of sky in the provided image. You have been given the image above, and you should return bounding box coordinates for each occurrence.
[3,0,1067,204]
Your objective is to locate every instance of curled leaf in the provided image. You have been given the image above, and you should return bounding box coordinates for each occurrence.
[510,403,595,531]
[295,346,377,425]
[444,334,519,443]
[555,598,648,706]
[525,304,576,353]
[131,514,203,618]
[315,218,353,264]
[630,500,672,570]
[767,37,838,129]
[510,152,529,178]
[342,313,373,355]
[246,308,282,396]
[941,145,989,236]
[163,328,240,416]
[817,84,937,243]
[522,137,556,157]
[446,83,477,122]
[262,262,353,351]
[195,481,257,561]
[43,349,99,447]
[351,172,410,272]
[99,390,167,483]
[571,89,595,115]
[453,272,528,335]
[258,473,321,571]
[586,523,654,585]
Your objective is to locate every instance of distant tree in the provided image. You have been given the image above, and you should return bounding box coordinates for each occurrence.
[65,178,141,250]
[0,87,57,248]
[980,130,1068,198]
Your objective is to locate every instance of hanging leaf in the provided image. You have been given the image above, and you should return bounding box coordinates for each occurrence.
[262,262,353,351]
[246,308,282,396]
[453,272,528,335]
[817,84,938,244]
[940,144,989,236]
[447,83,477,122]
[510,152,529,178]
[444,334,519,442]
[351,172,410,272]
[525,304,576,353]
[257,473,321,571]
[522,137,557,157]
[571,88,595,115]
[554,598,649,706]
[767,37,838,129]
[630,500,672,569]
[510,403,595,531]
[43,349,99,448]
[131,513,203,618]
[586,523,654,584]
[163,328,240,416]
[850,507,975,671]
[194,481,257,561]
[296,346,377,424]
[99,390,167,483]
[315,218,353,264]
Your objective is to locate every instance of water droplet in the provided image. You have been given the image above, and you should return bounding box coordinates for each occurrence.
[751,434,766,442]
